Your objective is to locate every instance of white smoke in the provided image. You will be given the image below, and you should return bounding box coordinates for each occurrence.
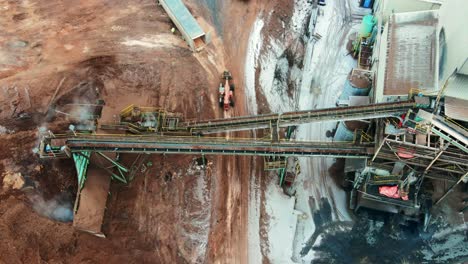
[29,192,74,222]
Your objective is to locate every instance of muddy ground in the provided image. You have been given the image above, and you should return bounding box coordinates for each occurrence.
[0,0,247,263]
[1,0,220,263]
[0,0,298,263]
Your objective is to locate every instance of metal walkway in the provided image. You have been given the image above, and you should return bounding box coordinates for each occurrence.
[430,115,468,153]
[182,101,415,134]
[417,109,468,153]
[374,139,468,177]
[43,134,374,158]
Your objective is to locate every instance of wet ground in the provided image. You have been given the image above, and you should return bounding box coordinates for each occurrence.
[0,0,222,262]
[247,0,468,263]
[308,201,468,264]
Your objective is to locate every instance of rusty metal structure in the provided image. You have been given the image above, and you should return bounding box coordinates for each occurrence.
[351,106,468,223]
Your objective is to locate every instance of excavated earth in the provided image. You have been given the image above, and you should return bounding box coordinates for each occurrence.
[1,0,218,263]
[0,0,293,263]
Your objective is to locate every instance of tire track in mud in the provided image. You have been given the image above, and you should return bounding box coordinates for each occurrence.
[222,104,244,263]
[192,1,264,262]
[208,2,260,261]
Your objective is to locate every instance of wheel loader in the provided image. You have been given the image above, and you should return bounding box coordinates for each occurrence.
[218,71,235,111]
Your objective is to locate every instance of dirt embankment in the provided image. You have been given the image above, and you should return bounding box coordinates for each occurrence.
[0,0,300,263]
[0,0,219,263]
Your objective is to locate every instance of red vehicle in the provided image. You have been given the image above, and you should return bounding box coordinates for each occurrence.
[218,71,235,111]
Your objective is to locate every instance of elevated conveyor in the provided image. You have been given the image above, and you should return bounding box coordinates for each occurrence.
[43,134,374,158]
[417,110,468,153]
[182,101,415,134]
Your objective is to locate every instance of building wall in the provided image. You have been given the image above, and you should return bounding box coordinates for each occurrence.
[438,0,468,86]
[374,0,441,22]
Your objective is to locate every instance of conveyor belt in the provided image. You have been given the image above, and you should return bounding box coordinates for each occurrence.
[182,101,415,133]
[56,135,374,158]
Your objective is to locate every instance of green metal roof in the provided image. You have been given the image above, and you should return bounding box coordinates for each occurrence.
[162,0,205,39]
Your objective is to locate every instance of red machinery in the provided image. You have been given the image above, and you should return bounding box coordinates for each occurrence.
[218,71,234,111]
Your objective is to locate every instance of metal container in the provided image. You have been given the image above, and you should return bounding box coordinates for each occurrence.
[360,15,376,38]
[338,71,372,101]
[334,121,355,142]
[360,0,374,8]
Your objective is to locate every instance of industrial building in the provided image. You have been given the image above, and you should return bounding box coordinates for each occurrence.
[345,0,468,223]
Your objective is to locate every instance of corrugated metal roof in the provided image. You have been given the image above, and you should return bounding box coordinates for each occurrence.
[384,11,438,95]
[458,58,468,75]
[445,73,468,100]
[160,0,205,39]
[445,96,468,122]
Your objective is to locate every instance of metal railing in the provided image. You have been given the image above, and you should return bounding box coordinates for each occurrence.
[181,101,415,133]
[40,132,373,158]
